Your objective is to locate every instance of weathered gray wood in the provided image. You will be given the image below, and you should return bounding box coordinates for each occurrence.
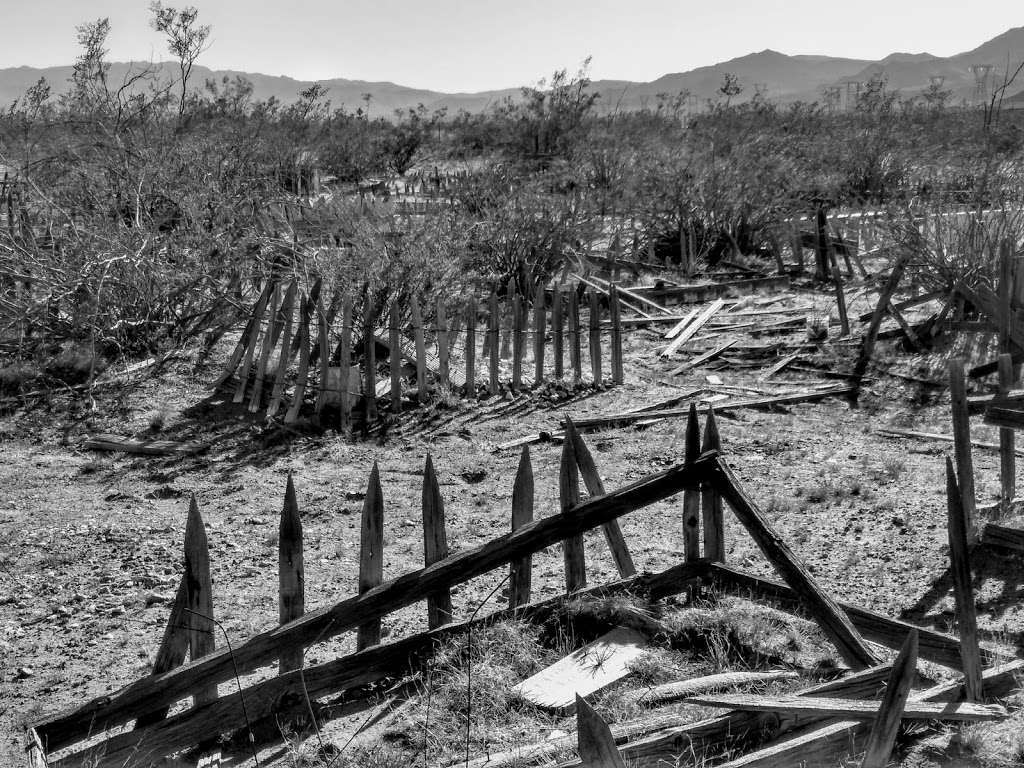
[609,284,624,384]
[133,576,189,728]
[184,495,216,705]
[534,286,546,386]
[234,282,277,403]
[565,418,636,577]
[512,292,524,391]
[357,462,384,650]
[363,300,378,423]
[422,454,453,628]
[570,288,582,382]
[683,404,701,561]
[278,474,304,674]
[851,253,909,397]
[982,522,1024,552]
[338,300,352,430]
[411,296,427,397]
[82,435,208,456]
[661,299,725,357]
[247,282,283,411]
[701,408,724,562]
[314,297,331,414]
[949,358,977,537]
[216,279,275,389]
[669,340,737,375]
[436,297,449,388]
[283,302,312,424]
[35,456,715,752]
[576,695,627,768]
[552,284,564,378]
[488,290,500,395]
[561,435,587,592]
[862,630,918,768]
[266,280,298,418]
[637,670,799,706]
[688,692,1004,721]
[945,459,984,701]
[510,446,534,608]
[464,297,477,397]
[998,354,1016,513]
[588,291,602,385]
[389,303,402,413]
[24,728,46,768]
[709,462,878,670]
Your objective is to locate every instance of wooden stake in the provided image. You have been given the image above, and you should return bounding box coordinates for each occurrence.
[436,297,449,389]
[552,284,564,379]
[701,408,724,562]
[357,462,384,650]
[410,296,427,399]
[133,575,190,728]
[488,290,500,395]
[339,300,352,431]
[998,353,1016,516]
[828,244,850,337]
[266,281,298,419]
[710,462,878,670]
[945,459,984,702]
[569,288,582,383]
[999,239,1013,356]
[609,284,624,384]
[565,418,636,577]
[422,454,453,628]
[949,358,977,537]
[512,292,523,391]
[464,297,477,398]
[560,434,587,592]
[389,303,402,414]
[184,495,216,705]
[533,286,546,386]
[588,291,602,386]
[852,254,909,397]
[364,300,378,424]
[510,446,534,608]
[575,694,626,768]
[248,282,283,411]
[861,630,919,768]
[278,474,304,674]
[314,297,331,416]
[215,279,274,389]
[683,404,701,561]
[283,302,312,424]
[234,282,275,403]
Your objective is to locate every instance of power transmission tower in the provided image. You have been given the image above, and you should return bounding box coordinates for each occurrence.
[969,64,992,106]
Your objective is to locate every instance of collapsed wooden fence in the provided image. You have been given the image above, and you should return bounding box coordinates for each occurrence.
[27,410,1016,768]
[216,278,627,428]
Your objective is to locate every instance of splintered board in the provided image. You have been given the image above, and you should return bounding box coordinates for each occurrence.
[512,627,648,711]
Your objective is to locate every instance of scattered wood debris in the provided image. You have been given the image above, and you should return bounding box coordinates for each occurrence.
[83,434,210,456]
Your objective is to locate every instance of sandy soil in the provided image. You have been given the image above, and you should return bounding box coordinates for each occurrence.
[1,278,1022,767]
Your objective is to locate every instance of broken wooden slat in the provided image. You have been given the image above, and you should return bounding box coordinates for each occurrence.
[576,694,627,768]
[998,354,1016,511]
[82,435,208,456]
[266,283,299,419]
[861,630,918,768]
[436,297,449,389]
[669,340,737,375]
[875,427,1024,456]
[687,693,1004,722]
[609,284,624,385]
[949,358,977,537]
[552,284,564,379]
[560,434,587,592]
[851,253,909,398]
[661,299,726,357]
[981,522,1024,552]
[464,297,477,397]
[338,300,352,430]
[488,290,499,395]
[945,460,984,701]
[35,457,716,752]
[510,446,534,608]
[389,303,402,413]
[985,404,1024,430]
[631,276,791,304]
[283,300,312,424]
[422,454,453,628]
[683,404,701,561]
[638,670,799,706]
[184,496,216,705]
[569,288,583,382]
[363,300,378,423]
[575,273,654,318]
[534,287,546,386]
[701,408,725,562]
[512,292,524,391]
[314,297,331,414]
[565,418,636,577]
[664,307,699,340]
[411,296,427,397]
[357,462,385,650]
[278,475,304,674]
[233,282,276,403]
[214,279,274,389]
[756,353,799,382]
[133,576,190,728]
[247,282,283,411]
[709,462,878,670]
[513,627,648,711]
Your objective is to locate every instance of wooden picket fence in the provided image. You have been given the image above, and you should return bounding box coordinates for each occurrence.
[216,277,626,427]
[28,409,1018,768]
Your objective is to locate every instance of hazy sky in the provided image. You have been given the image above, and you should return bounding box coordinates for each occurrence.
[3,1,1021,91]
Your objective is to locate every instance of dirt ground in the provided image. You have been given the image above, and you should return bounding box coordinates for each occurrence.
[2,277,1023,767]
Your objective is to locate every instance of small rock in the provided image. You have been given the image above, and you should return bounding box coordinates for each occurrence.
[16,666,33,679]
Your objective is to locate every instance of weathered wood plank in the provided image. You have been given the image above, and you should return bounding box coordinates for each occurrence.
[560,434,587,592]
[184,496,216,705]
[575,695,627,768]
[687,692,1005,721]
[683,404,701,561]
[861,630,918,768]
[701,408,725,562]
[509,446,534,608]
[981,522,1024,552]
[946,459,984,701]
[357,462,385,650]
[422,454,453,628]
[278,474,304,673]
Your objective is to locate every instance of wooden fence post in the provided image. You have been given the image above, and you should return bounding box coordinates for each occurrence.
[357,462,384,650]
[235,282,276,404]
[422,454,453,628]
[552,284,564,379]
[999,240,1013,356]
[363,300,378,424]
[411,296,427,399]
[861,630,918,768]
[488,290,500,395]
[560,433,587,592]
[790,221,804,274]
[683,404,702,561]
[609,284,624,385]
[133,576,190,728]
[828,244,850,337]
[701,408,724,562]
[948,358,977,538]
[569,288,582,383]
[278,474,304,674]
[588,291,603,386]
[389,302,402,414]
[998,353,1016,516]
[533,286,546,386]
[575,694,626,768]
[215,279,273,389]
[339,300,352,431]
[283,301,312,425]
[437,297,449,389]
[512,292,523,391]
[464,297,477,398]
[184,495,216,705]
[945,458,984,701]
[565,418,636,577]
[249,282,284,412]
[266,281,298,418]
[814,205,829,281]
[510,446,534,608]
[315,297,331,416]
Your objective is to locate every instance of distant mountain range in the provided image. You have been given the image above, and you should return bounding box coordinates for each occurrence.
[2,26,1022,114]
